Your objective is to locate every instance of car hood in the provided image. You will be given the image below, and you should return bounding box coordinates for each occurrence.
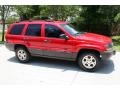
[75,32,112,44]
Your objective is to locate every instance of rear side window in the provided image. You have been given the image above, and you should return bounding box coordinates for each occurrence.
[25,24,41,36]
[10,24,25,35]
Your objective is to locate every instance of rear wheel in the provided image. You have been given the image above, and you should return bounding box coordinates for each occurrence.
[78,52,100,72]
[15,47,31,63]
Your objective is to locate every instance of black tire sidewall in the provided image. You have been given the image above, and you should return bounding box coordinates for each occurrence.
[15,47,30,63]
[78,52,100,72]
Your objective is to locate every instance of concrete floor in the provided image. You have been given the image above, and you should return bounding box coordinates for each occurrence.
[0,44,120,85]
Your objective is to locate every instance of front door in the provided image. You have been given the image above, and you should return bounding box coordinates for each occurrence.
[42,24,75,60]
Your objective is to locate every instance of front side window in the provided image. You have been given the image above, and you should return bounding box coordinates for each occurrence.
[45,24,64,38]
[60,24,85,36]
[10,24,25,35]
[25,24,41,36]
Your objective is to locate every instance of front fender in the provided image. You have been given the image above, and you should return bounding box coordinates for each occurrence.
[75,43,105,53]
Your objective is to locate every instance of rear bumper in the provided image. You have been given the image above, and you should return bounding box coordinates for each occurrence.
[5,42,15,51]
[100,50,116,60]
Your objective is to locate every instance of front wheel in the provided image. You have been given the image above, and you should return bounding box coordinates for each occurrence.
[78,52,100,72]
[15,47,31,63]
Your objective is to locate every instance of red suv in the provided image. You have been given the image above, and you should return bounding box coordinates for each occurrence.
[5,20,115,72]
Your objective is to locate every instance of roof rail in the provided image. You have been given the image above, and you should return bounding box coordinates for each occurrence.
[15,19,64,23]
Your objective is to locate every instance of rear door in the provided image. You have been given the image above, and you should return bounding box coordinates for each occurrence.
[24,23,45,56]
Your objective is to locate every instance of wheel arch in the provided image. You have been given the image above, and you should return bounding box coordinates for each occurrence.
[76,49,100,61]
[14,44,28,51]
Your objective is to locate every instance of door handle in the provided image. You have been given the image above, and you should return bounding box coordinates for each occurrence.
[44,39,51,42]
[44,39,48,42]
[24,38,28,41]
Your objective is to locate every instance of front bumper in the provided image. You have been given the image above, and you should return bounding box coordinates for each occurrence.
[100,50,116,60]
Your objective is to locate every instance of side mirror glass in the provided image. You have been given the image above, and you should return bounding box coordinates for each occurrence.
[59,34,69,40]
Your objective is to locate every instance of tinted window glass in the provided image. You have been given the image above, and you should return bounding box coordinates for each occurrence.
[45,24,64,38]
[26,24,41,36]
[10,24,25,35]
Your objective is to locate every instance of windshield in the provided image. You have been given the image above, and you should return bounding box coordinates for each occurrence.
[60,24,84,36]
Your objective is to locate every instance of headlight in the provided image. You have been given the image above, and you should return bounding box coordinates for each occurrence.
[105,42,113,51]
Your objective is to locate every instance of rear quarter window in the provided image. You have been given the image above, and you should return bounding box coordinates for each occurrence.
[9,24,25,35]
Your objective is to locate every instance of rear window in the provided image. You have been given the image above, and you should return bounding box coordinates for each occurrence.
[25,24,41,36]
[10,24,25,35]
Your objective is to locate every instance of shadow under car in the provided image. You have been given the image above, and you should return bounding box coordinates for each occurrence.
[8,56,115,74]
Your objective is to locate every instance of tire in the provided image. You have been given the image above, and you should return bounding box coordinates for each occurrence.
[77,52,100,72]
[15,47,31,63]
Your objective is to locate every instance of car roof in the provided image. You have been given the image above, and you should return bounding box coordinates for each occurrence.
[13,20,67,25]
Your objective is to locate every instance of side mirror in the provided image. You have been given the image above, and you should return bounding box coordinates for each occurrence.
[59,34,69,40]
